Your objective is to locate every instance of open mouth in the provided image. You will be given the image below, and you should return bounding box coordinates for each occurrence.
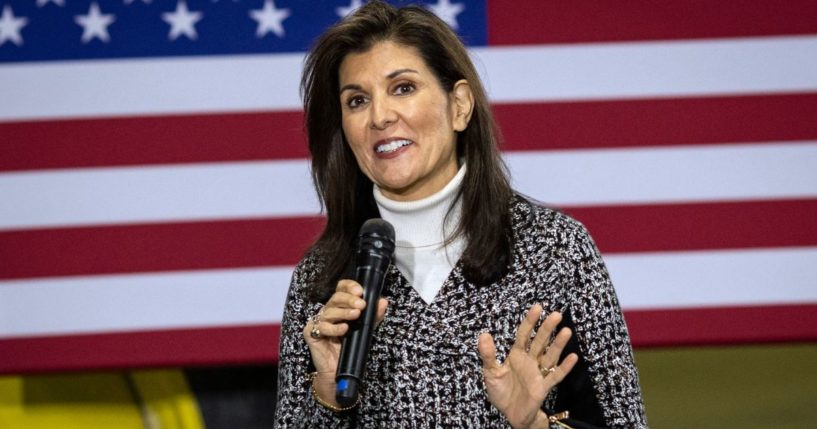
[375,139,413,154]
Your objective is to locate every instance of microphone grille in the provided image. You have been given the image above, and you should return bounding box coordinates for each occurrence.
[360,218,395,241]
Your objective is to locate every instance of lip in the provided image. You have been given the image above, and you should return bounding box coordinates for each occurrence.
[373,137,413,159]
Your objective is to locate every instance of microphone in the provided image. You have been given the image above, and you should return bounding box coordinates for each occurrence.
[335,218,395,407]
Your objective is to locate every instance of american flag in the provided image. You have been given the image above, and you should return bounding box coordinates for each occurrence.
[1,0,816,373]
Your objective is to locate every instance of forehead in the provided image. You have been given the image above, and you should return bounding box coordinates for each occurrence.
[338,41,429,82]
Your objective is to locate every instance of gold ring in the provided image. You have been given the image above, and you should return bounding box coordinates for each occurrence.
[539,365,555,378]
[310,311,322,339]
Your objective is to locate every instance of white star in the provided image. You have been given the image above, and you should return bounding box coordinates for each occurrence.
[124,0,152,4]
[427,0,465,30]
[0,6,28,47]
[336,0,363,18]
[74,2,116,44]
[162,1,203,41]
[249,0,290,38]
[37,0,65,7]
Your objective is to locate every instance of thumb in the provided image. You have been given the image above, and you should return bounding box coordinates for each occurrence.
[375,298,389,326]
[478,332,500,371]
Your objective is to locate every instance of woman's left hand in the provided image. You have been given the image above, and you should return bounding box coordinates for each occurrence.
[478,304,578,429]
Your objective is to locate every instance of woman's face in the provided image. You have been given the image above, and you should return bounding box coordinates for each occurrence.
[338,41,472,201]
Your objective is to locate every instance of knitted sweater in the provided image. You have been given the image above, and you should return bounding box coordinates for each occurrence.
[274,196,648,428]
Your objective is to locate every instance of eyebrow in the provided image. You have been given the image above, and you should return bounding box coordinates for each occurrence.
[339,68,420,94]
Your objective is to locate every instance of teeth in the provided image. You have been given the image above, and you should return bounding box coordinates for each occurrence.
[376,139,412,153]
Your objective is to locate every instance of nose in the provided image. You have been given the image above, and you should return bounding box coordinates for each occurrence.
[369,96,397,130]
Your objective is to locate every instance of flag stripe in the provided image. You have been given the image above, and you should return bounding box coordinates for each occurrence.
[5,93,817,172]
[0,217,323,280]
[487,0,817,45]
[3,142,816,231]
[2,303,816,374]
[4,36,817,122]
[1,248,815,338]
[624,304,817,347]
[0,111,308,172]
[507,142,817,207]
[0,324,281,375]
[566,199,817,254]
[607,247,817,309]
[493,93,817,152]
[2,199,816,281]
[0,247,817,338]
[0,160,320,230]
[475,37,817,103]
[0,267,292,338]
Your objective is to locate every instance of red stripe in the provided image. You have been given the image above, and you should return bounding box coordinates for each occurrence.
[2,199,815,280]
[564,199,817,254]
[496,93,817,152]
[0,111,308,172]
[488,0,817,45]
[4,94,817,172]
[0,324,280,374]
[0,217,324,280]
[626,304,817,347]
[1,304,815,373]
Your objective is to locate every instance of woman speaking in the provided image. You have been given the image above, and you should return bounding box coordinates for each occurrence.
[275,2,647,428]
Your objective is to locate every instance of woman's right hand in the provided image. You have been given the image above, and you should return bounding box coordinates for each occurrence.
[303,279,389,406]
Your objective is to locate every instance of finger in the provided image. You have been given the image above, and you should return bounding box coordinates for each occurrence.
[540,327,573,367]
[375,298,389,326]
[303,316,348,342]
[542,353,579,390]
[320,305,362,323]
[307,319,350,339]
[326,289,367,312]
[336,279,364,296]
[512,304,542,352]
[529,311,562,356]
[477,332,501,371]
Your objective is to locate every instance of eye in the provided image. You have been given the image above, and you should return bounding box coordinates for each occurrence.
[393,82,416,96]
[346,94,367,109]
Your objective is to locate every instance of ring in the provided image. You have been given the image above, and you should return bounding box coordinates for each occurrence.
[310,310,323,339]
[539,365,555,378]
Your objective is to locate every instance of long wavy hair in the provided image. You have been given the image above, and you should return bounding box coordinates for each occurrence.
[301,0,513,302]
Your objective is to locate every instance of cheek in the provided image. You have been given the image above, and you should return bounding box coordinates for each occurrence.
[341,118,365,154]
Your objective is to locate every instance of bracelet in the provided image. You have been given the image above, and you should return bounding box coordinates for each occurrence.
[307,372,360,413]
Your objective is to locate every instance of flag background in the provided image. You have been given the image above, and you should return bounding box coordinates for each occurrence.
[1,0,816,376]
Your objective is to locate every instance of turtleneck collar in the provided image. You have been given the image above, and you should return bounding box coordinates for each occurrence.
[373,164,466,249]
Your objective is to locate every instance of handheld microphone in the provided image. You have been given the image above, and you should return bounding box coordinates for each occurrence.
[335,218,395,407]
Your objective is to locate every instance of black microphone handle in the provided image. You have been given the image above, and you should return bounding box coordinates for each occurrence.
[335,252,390,407]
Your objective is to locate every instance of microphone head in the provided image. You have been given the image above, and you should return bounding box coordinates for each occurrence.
[358,218,395,257]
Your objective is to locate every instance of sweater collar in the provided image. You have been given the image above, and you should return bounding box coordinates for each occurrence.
[373,164,466,248]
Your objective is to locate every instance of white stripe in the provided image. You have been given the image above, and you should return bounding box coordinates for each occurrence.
[0,160,320,230]
[2,36,816,121]
[1,247,815,338]
[0,267,293,339]
[0,53,305,121]
[506,141,817,207]
[607,247,817,310]
[474,35,817,103]
[2,141,815,230]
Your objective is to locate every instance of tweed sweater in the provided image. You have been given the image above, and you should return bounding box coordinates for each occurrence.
[274,197,647,428]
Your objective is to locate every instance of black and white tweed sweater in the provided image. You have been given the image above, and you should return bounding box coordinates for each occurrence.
[275,197,647,428]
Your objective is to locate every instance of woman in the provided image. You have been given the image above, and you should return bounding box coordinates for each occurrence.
[275,2,647,428]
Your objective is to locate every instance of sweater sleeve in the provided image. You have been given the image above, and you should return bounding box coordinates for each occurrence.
[559,223,648,429]
[273,259,357,428]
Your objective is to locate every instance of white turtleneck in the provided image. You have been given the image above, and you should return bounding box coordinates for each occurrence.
[373,165,467,304]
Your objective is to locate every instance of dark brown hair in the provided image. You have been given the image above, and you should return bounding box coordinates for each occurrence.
[301,0,513,302]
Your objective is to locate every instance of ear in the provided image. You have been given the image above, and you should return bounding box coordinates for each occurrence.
[450,79,474,132]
